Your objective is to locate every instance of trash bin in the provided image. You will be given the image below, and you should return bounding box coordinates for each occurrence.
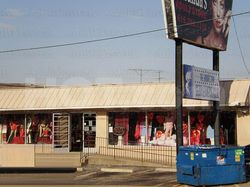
[177,145,246,186]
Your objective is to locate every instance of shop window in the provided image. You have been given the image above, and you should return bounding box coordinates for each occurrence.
[108,111,177,146]
[108,111,236,146]
[149,112,177,146]
[220,111,236,145]
[108,112,129,145]
[189,111,236,146]
[0,114,53,145]
[189,112,212,145]
[26,114,52,144]
[0,114,25,144]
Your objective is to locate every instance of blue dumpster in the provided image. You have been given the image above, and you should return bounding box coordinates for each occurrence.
[177,146,246,186]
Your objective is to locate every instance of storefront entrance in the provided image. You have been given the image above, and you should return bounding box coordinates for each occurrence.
[69,113,96,152]
[70,113,83,152]
[83,113,96,152]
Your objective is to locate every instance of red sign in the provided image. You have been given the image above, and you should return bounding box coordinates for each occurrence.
[113,124,126,136]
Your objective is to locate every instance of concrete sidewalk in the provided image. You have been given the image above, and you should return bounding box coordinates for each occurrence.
[85,154,176,168]
[98,166,176,173]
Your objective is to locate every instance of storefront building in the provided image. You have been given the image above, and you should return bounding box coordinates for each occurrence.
[0,79,249,167]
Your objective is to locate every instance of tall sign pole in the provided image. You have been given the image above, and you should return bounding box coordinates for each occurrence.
[162,0,233,151]
[175,39,183,153]
[213,50,220,145]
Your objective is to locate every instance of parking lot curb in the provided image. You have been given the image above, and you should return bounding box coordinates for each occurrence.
[77,167,83,172]
[100,168,134,173]
[155,167,176,172]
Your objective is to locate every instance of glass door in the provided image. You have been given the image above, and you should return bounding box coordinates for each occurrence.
[70,113,83,152]
[83,113,96,152]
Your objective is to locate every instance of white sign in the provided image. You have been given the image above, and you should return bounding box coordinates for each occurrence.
[183,64,220,101]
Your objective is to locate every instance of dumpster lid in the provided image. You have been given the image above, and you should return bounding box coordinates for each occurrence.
[179,145,221,151]
[179,145,245,151]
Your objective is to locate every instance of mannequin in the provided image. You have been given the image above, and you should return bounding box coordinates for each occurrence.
[7,121,18,143]
[164,113,175,137]
[19,124,25,144]
[26,118,32,143]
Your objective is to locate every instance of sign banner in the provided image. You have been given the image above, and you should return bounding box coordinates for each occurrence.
[162,0,233,51]
[183,64,220,101]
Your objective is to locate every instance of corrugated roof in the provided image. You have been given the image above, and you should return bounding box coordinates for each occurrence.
[0,80,249,111]
[0,83,45,89]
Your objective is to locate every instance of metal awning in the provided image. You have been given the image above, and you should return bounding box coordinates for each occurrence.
[0,79,249,111]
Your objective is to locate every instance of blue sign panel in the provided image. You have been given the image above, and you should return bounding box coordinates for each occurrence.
[183,64,220,101]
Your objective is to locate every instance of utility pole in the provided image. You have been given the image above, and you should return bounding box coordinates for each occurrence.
[156,70,164,83]
[129,68,164,83]
[128,69,143,83]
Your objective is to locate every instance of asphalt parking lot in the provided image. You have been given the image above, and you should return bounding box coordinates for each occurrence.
[0,167,175,186]
[0,167,249,187]
[75,167,177,186]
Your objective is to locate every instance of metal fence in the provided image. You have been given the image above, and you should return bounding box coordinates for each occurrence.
[84,137,176,166]
[33,137,177,167]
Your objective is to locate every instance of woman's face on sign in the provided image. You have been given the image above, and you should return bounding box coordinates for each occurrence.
[212,0,225,34]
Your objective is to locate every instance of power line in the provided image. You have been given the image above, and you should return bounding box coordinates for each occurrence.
[0,28,165,54]
[232,17,250,76]
[0,11,249,54]
[128,68,164,83]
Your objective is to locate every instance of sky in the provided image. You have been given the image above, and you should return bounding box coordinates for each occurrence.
[0,0,250,86]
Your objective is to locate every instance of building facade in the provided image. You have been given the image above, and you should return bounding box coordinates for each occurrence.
[0,79,249,167]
